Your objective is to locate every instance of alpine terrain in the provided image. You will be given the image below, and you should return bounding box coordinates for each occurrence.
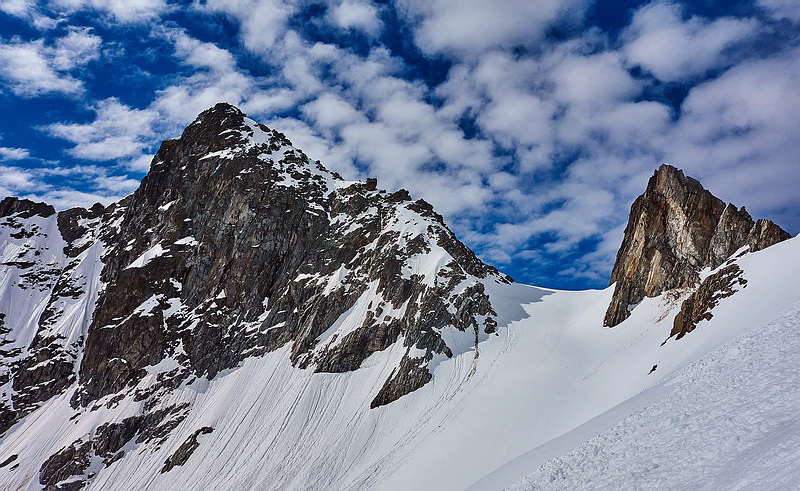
[0,103,797,490]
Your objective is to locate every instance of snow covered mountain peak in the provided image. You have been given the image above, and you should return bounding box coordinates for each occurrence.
[148,102,344,210]
[1,106,797,491]
[1,104,516,489]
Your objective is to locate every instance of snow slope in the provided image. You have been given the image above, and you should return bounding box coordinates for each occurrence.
[505,301,800,490]
[482,235,800,490]
[0,212,65,352]
[1,232,798,489]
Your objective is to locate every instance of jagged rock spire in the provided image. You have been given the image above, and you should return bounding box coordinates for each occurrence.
[604,164,790,327]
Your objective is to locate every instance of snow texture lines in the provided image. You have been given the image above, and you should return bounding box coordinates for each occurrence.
[509,302,800,490]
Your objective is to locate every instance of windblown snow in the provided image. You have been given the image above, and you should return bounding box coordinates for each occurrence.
[1,219,799,490]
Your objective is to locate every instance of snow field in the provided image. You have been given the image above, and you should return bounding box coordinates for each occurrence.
[507,302,800,490]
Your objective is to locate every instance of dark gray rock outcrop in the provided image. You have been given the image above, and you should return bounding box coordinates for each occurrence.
[604,164,789,327]
[70,103,507,410]
[0,197,55,219]
[670,264,747,340]
[38,403,190,489]
[161,427,213,473]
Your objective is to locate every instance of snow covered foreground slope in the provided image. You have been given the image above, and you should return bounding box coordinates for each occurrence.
[505,300,800,490]
[483,235,800,490]
[2,234,799,489]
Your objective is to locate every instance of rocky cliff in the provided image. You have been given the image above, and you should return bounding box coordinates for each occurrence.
[72,103,507,410]
[604,164,790,327]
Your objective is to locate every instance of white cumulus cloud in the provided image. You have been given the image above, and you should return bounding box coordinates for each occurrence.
[0,146,31,161]
[623,2,760,82]
[398,0,589,57]
[0,27,101,96]
[329,0,383,36]
[44,98,158,169]
[50,0,168,22]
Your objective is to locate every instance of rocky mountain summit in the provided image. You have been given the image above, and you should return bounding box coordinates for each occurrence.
[0,103,508,488]
[72,102,506,410]
[604,164,790,328]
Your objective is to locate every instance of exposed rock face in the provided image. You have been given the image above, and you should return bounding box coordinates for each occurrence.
[0,103,510,484]
[71,103,507,410]
[38,404,190,489]
[604,164,790,327]
[161,427,213,473]
[670,264,747,340]
[0,197,106,434]
[0,197,55,219]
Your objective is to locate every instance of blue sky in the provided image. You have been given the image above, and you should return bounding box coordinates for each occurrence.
[0,0,798,290]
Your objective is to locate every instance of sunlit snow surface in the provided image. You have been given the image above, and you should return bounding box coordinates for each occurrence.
[504,302,800,490]
[1,234,799,490]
